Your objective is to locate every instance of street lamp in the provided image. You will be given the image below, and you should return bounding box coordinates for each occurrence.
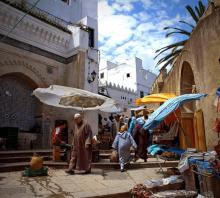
[87,70,97,83]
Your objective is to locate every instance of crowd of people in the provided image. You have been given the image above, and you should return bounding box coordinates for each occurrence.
[52,111,152,174]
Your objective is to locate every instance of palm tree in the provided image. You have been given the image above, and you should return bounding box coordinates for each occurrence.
[155,0,207,70]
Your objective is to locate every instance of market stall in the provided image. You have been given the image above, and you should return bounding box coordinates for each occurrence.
[131,93,220,197]
[135,93,180,146]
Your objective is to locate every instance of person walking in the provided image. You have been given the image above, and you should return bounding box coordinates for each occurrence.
[52,122,71,149]
[112,124,137,172]
[66,113,93,174]
[133,115,149,162]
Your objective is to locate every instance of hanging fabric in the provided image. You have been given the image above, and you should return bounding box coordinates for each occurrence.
[213,96,220,137]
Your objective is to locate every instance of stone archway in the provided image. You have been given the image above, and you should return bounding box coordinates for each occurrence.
[180,61,196,112]
[179,62,206,151]
[0,72,42,149]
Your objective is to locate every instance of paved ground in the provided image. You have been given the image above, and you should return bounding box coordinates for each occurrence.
[0,167,163,198]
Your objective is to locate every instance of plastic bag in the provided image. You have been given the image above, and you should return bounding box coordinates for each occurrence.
[110,150,119,162]
[178,156,189,173]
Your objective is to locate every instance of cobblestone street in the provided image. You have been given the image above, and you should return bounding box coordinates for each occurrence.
[0,168,163,198]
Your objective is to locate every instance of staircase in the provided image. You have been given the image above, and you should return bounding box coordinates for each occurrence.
[0,149,178,172]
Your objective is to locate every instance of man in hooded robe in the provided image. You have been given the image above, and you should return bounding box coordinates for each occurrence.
[66,113,93,174]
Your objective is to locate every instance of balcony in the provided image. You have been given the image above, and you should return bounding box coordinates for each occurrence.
[0,0,93,60]
[1,0,71,33]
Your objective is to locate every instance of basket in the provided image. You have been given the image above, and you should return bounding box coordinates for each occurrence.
[22,166,48,177]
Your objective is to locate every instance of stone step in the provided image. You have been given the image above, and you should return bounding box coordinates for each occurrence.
[99,150,112,154]
[0,149,53,157]
[0,155,52,163]
[0,149,112,158]
[88,192,130,198]
[0,159,178,172]
[99,153,153,159]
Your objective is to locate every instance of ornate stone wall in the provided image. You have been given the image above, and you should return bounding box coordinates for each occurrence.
[0,1,99,149]
[0,74,40,131]
[151,5,220,150]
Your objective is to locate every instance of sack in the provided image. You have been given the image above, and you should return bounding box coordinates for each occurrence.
[213,96,220,136]
[110,150,119,162]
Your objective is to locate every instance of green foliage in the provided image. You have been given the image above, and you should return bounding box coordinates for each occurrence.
[155,0,207,70]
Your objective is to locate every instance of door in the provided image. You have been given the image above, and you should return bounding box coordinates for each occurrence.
[179,113,195,149]
[194,109,207,151]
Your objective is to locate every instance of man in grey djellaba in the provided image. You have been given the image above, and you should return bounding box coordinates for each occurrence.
[112,124,137,172]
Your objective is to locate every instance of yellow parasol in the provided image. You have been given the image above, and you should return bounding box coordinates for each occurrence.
[135,93,176,105]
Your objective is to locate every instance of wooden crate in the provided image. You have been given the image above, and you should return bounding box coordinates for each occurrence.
[182,167,197,191]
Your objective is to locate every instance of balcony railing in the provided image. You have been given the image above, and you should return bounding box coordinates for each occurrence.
[1,0,72,33]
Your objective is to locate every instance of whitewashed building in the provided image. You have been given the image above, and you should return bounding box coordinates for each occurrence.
[0,0,98,149]
[99,57,157,111]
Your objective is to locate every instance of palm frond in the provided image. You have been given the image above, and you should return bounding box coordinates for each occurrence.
[186,5,199,23]
[166,30,191,38]
[156,49,182,66]
[179,20,195,29]
[158,54,180,70]
[154,1,207,69]
[164,27,189,32]
[154,43,184,59]
[155,40,187,54]
[172,46,179,53]
[199,0,206,14]
[195,6,202,17]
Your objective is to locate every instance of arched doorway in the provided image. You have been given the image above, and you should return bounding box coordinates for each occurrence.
[180,62,196,112]
[0,73,42,149]
[180,62,206,151]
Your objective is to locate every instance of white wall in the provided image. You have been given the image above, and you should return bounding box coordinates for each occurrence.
[106,85,137,108]
[101,85,137,118]
[99,62,137,91]
[27,0,97,23]
[135,57,157,97]
[99,57,157,96]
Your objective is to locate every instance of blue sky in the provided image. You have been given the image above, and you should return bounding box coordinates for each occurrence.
[98,0,208,73]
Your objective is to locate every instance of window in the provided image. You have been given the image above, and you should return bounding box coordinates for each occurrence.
[88,28,95,48]
[126,73,130,78]
[140,91,144,98]
[61,0,70,5]
[100,72,104,79]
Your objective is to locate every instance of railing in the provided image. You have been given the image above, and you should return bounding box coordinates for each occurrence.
[1,0,72,33]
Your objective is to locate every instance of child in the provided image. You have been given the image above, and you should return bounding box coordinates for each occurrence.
[112,124,137,172]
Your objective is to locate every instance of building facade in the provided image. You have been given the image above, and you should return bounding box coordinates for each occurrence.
[99,57,157,111]
[99,81,137,113]
[0,0,98,149]
[151,0,220,150]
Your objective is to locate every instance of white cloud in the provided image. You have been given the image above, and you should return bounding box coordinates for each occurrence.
[140,0,153,8]
[98,0,183,73]
[112,2,134,12]
[98,1,137,49]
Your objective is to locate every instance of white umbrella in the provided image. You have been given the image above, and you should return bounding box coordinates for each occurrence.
[130,106,146,111]
[33,85,117,111]
[100,103,123,113]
